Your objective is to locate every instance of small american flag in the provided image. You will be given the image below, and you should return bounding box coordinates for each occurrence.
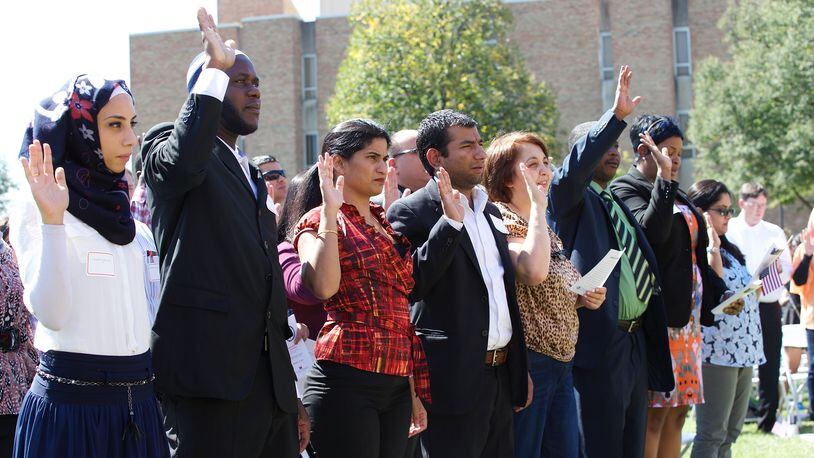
[759,264,784,295]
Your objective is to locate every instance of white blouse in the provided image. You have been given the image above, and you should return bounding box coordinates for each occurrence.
[10,195,153,356]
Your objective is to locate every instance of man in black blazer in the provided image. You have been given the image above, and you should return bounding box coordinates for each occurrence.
[547,66,673,458]
[142,10,305,457]
[387,110,529,458]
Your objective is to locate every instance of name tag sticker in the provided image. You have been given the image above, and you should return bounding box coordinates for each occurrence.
[147,259,160,282]
[489,214,509,235]
[86,251,115,277]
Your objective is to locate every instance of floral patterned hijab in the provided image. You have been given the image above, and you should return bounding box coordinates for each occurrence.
[19,75,136,245]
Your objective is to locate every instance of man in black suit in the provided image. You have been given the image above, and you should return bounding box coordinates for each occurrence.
[387,110,529,458]
[547,66,673,458]
[142,9,306,457]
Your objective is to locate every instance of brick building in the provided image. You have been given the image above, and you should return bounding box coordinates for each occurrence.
[130,0,727,187]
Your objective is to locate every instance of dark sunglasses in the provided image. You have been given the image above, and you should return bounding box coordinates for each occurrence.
[710,207,735,217]
[262,169,286,181]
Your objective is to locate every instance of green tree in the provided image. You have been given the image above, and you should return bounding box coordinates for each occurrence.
[690,0,814,206]
[327,0,559,152]
[0,158,15,214]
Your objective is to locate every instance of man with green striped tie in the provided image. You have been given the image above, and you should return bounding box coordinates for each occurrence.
[548,65,673,458]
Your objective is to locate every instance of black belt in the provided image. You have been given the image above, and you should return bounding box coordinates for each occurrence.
[618,318,642,333]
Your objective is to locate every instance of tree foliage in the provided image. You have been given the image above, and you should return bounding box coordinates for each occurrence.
[327,0,559,151]
[0,159,15,214]
[690,0,814,206]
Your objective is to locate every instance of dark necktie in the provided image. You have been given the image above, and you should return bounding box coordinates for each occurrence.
[600,191,654,305]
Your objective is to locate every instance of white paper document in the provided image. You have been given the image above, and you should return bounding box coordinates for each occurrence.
[711,280,762,315]
[286,314,315,382]
[748,244,786,283]
[569,249,623,295]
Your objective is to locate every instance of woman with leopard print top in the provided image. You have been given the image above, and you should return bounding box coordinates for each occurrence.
[484,132,606,458]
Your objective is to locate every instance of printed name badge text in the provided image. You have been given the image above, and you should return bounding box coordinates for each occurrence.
[86,251,116,277]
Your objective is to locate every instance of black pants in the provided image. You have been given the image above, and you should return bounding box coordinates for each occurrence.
[0,415,17,458]
[757,301,782,432]
[303,360,411,458]
[574,327,648,458]
[159,354,298,457]
[420,364,514,458]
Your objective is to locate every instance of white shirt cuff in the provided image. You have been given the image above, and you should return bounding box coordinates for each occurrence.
[191,68,229,101]
[443,215,463,231]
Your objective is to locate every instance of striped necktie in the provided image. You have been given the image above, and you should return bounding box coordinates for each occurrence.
[600,191,654,305]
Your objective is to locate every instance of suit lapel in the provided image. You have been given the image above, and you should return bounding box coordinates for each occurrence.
[426,179,480,271]
[214,140,256,201]
[483,205,512,272]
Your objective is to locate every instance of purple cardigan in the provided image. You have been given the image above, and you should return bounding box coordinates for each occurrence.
[278,241,327,336]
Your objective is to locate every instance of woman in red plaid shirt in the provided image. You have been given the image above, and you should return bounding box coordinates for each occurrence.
[294,119,430,458]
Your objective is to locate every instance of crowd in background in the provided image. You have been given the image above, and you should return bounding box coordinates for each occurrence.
[1,8,813,458]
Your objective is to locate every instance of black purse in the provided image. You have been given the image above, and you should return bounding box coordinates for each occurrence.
[0,326,20,352]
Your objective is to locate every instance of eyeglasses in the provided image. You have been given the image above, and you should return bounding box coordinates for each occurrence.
[262,169,286,181]
[710,207,735,218]
[392,148,418,159]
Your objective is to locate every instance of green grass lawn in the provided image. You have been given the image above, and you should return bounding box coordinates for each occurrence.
[683,417,814,457]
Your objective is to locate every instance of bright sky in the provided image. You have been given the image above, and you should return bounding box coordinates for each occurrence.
[0,0,318,191]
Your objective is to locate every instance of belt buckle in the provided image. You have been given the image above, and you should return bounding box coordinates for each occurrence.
[491,350,499,366]
[627,319,637,333]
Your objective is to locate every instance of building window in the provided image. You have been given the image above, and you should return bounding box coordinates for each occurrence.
[302,54,317,100]
[305,133,319,165]
[676,110,696,158]
[673,27,691,77]
[599,32,614,111]
[304,99,318,166]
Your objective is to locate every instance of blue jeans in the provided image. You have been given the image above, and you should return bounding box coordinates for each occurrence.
[807,329,814,418]
[513,351,579,457]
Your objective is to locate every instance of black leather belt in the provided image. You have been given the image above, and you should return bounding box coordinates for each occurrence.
[618,318,642,333]
[485,347,508,366]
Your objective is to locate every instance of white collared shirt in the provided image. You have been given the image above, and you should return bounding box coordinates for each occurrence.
[727,215,792,303]
[10,194,153,356]
[191,68,258,199]
[446,185,513,349]
[216,137,258,198]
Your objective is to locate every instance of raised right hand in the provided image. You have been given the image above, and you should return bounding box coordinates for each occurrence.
[437,167,464,223]
[519,162,548,210]
[197,7,236,71]
[612,65,642,120]
[317,153,344,213]
[704,212,721,250]
[21,140,68,225]
[639,131,672,178]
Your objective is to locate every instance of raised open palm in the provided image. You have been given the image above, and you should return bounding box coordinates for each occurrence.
[519,162,548,210]
[639,132,672,170]
[437,167,464,223]
[22,140,68,225]
[612,65,642,120]
[197,7,236,71]
[317,153,344,212]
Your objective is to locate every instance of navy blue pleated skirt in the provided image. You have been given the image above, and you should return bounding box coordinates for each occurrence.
[13,350,169,458]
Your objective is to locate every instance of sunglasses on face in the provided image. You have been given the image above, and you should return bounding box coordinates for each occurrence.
[710,207,735,217]
[262,169,286,182]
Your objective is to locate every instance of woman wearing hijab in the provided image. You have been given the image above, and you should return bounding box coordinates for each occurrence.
[10,76,168,457]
